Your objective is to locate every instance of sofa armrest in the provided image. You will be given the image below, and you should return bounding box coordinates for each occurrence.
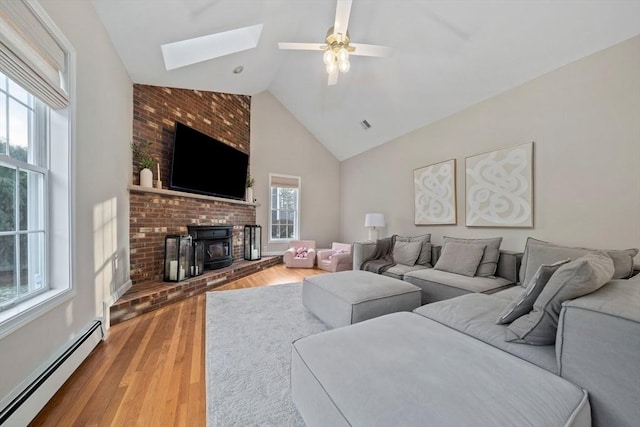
[283,247,296,263]
[317,249,332,262]
[556,279,640,427]
[353,241,376,270]
[331,252,353,268]
[496,250,522,283]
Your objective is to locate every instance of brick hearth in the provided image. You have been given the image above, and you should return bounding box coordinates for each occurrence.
[110,256,281,325]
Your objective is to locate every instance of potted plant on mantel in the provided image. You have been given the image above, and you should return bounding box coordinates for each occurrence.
[131,140,156,188]
[246,175,255,203]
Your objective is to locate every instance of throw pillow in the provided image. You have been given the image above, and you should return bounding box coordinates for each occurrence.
[519,237,639,286]
[434,242,486,277]
[295,247,308,259]
[443,236,502,277]
[496,259,570,324]
[506,253,615,345]
[392,240,423,266]
[395,234,432,266]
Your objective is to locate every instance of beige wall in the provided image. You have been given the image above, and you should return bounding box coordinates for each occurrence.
[341,36,640,257]
[251,91,341,253]
[0,0,132,403]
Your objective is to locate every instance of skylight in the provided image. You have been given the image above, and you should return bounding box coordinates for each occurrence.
[161,24,263,71]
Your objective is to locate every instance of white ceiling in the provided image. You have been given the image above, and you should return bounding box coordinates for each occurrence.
[90,0,640,161]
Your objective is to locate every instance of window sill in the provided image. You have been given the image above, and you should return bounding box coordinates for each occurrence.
[0,287,73,340]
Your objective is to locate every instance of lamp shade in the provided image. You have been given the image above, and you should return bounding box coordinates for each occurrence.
[364,213,385,228]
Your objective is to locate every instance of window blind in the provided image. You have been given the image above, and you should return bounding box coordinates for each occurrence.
[271,175,300,188]
[0,0,69,109]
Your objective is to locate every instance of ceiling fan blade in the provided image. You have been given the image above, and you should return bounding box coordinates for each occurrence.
[278,42,326,51]
[333,0,352,36]
[349,43,393,57]
[161,24,263,70]
[327,69,339,86]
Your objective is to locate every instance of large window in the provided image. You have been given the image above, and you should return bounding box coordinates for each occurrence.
[269,174,300,241]
[0,73,48,309]
[0,0,74,336]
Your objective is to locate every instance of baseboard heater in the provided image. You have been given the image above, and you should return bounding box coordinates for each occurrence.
[0,320,103,425]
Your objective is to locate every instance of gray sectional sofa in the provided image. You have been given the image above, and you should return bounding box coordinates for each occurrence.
[354,237,522,304]
[293,238,640,427]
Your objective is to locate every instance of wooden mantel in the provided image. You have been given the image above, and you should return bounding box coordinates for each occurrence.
[128,184,259,207]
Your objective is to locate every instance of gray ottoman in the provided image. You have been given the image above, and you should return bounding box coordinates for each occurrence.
[302,270,421,328]
[291,312,591,427]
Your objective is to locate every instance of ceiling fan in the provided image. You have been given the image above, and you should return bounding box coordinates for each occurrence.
[278,0,392,85]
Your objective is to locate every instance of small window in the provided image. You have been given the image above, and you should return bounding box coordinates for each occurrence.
[269,174,300,242]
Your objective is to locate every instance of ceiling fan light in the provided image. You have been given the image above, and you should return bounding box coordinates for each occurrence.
[338,59,350,73]
[323,49,335,65]
[338,47,349,63]
[326,61,337,74]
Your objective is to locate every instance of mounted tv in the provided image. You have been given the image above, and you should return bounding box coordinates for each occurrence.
[170,121,249,200]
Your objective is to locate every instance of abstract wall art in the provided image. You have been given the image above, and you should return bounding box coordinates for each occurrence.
[465,142,534,227]
[414,159,457,225]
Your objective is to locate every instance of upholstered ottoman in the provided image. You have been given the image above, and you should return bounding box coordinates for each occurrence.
[302,270,421,328]
[291,312,591,427]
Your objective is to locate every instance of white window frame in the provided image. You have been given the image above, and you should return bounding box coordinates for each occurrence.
[268,173,300,243]
[0,0,75,340]
[0,79,49,309]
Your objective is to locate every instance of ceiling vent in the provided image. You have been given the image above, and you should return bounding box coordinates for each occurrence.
[360,119,371,130]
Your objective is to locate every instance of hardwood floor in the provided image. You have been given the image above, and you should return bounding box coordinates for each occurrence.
[30,264,326,426]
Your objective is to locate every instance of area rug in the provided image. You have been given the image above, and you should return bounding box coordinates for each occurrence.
[205,283,329,427]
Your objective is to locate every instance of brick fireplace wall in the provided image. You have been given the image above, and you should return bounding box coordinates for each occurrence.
[130,84,254,285]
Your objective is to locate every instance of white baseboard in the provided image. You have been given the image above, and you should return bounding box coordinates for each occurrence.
[0,320,103,426]
[103,279,132,330]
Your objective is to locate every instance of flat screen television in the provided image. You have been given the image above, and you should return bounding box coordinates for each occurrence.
[170,121,249,200]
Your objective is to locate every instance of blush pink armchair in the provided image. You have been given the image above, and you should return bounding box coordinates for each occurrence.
[317,242,353,272]
[283,240,317,268]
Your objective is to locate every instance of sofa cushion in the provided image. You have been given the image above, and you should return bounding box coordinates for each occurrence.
[403,268,513,304]
[395,234,431,266]
[496,259,570,324]
[519,237,639,286]
[382,263,429,281]
[392,240,422,266]
[434,242,485,277]
[443,236,503,276]
[414,294,558,372]
[491,285,524,302]
[507,253,615,345]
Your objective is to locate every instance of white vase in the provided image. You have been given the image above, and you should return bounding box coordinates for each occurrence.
[140,168,153,188]
[246,187,254,203]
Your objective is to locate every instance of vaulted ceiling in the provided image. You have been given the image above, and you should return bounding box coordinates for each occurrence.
[91,0,640,161]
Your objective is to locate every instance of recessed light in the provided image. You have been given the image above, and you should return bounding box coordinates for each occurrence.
[233,65,244,74]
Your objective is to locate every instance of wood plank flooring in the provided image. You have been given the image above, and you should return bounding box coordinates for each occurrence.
[30,264,326,426]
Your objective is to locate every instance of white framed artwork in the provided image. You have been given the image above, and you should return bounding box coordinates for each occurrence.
[414,159,457,225]
[465,141,534,228]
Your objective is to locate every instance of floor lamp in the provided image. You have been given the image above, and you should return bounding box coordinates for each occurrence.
[364,213,385,242]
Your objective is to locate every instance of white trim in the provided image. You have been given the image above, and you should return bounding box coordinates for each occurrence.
[0,0,77,336]
[102,279,132,330]
[0,320,103,425]
[268,173,301,243]
[0,287,74,340]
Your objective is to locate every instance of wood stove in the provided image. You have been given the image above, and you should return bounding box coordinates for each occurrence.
[187,225,233,270]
